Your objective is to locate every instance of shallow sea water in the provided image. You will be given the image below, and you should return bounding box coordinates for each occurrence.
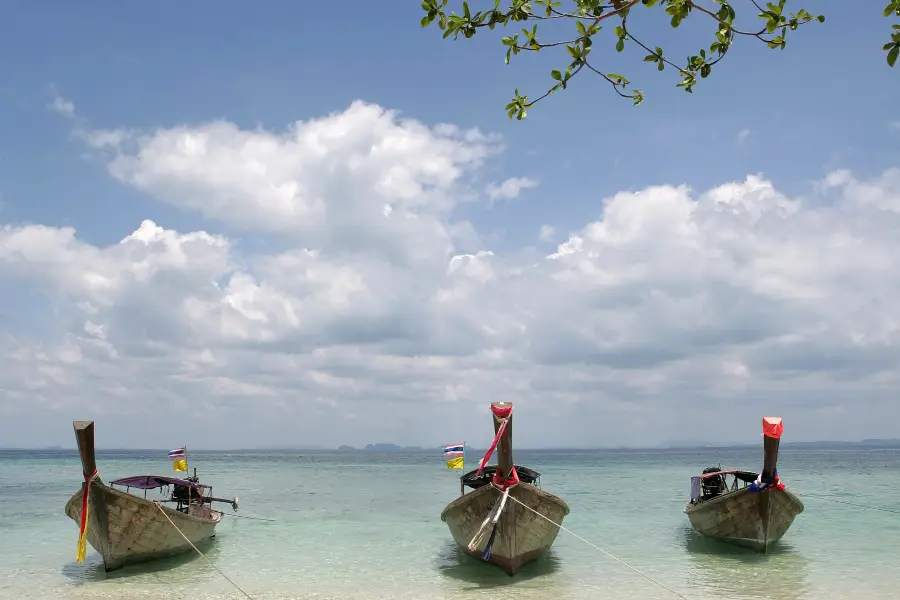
[1,447,898,599]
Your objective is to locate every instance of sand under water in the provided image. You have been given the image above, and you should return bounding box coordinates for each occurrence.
[1,446,897,599]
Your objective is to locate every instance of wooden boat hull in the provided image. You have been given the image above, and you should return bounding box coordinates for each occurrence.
[684,488,804,552]
[65,479,220,571]
[441,483,569,575]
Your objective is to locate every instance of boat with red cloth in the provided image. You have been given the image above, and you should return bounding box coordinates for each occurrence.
[440,402,570,575]
[684,416,804,552]
[64,421,238,571]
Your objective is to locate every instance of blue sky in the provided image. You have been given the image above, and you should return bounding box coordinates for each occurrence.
[0,2,898,448]
[3,2,896,242]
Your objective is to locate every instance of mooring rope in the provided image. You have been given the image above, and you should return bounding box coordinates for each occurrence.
[500,489,692,600]
[154,502,255,600]
[802,493,900,516]
[468,486,511,552]
[226,513,277,522]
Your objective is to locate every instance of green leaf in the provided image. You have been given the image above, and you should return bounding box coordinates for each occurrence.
[817,15,825,22]
[551,69,562,80]
[889,45,899,68]
[616,38,625,52]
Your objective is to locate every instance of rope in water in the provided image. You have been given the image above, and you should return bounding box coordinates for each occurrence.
[803,493,900,515]
[227,514,277,522]
[154,502,255,600]
[500,489,692,600]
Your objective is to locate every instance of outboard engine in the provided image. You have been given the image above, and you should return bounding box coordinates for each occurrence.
[172,483,193,502]
[700,466,726,500]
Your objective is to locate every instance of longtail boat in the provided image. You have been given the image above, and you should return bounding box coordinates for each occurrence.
[64,421,238,571]
[440,402,570,575]
[684,416,804,552]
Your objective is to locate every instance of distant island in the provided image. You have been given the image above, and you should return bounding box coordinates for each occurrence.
[3,439,900,452]
[659,438,900,450]
[785,439,900,448]
[335,443,425,452]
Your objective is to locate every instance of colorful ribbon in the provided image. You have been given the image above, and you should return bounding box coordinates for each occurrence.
[749,471,786,493]
[474,404,513,477]
[76,469,98,563]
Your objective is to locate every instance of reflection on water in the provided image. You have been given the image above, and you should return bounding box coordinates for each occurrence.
[435,540,573,600]
[436,541,562,586]
[682,527,810,600]
[60,538,216,584]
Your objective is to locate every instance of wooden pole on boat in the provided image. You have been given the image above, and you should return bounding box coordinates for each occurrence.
[492,402,514,481]
[185,445,190,507]
[460,440,466,497]
[73,421,97,478]
[72,420,111,563]
[760,416,784,553]
[761,417,783,480]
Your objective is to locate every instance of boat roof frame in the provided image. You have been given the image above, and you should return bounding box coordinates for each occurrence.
[109,475,208,491]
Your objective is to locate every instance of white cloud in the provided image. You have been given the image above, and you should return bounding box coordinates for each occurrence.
[538,225,555,242]
[2,101,900,448]
[485,176,538,202]
[49,95,76,118]
[736,128,751,145]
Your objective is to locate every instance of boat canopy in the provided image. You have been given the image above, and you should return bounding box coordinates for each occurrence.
[109,475,207,490]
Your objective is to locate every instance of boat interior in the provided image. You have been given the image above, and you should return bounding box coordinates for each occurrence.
[460,464,542,490]
[109,475,215,514]
[689,467,758,504]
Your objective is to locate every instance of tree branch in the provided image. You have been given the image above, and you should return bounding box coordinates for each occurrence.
[420,0,893,120]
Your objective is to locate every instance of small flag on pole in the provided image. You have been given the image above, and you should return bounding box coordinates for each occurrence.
[444,442,465,470]
[443,443,464,457]
[173,459,187,472]
[168,447,185,459]
[446,456,464,469]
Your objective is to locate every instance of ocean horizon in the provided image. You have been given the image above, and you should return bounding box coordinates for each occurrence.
[7,438,900,452]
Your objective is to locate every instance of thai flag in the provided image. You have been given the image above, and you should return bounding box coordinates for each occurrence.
[443,443,464,457]
[168,447,185,459]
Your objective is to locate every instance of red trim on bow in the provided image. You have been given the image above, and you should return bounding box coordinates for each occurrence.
[492,465,520,490]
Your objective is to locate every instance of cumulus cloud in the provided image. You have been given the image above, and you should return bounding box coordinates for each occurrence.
[49,95,76,118]
[485,177,538,202]
[84,101,500,267]
[2,100,899,448]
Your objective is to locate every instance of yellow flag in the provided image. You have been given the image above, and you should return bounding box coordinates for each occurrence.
[173,459,187,472]
[446,456,464,470]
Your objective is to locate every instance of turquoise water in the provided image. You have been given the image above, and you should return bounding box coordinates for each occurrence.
[1,447,898,599]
